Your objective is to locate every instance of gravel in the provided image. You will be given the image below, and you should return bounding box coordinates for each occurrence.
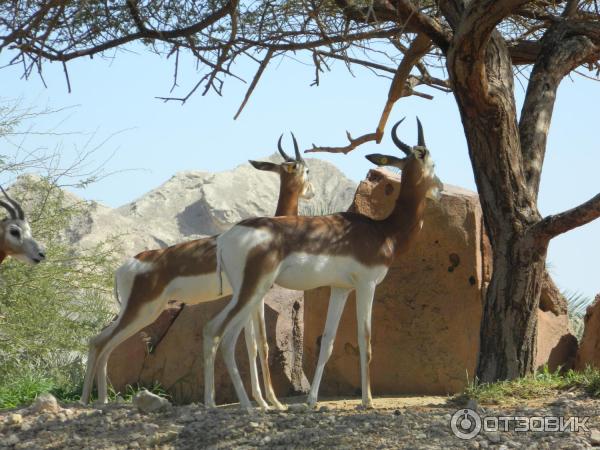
[0,394,599,449]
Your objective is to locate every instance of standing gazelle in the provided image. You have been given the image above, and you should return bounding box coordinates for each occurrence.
[81,135,313,409]
[0,186,46,265]
[205,118,443,409]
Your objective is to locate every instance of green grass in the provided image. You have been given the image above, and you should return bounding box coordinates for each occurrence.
[456,366,600,405]
[0,371,169,411]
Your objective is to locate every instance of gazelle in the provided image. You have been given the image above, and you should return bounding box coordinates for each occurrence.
[81,135,314,409]
[0,186,46,265]
[205,117,443,409]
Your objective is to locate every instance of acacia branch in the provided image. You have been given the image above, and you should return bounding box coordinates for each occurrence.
[520,20,600,198]
[532,192,600,242]
[306,131,379,154]
[307,33,433,154]
[233,48,273,119]
[375,33,432,141]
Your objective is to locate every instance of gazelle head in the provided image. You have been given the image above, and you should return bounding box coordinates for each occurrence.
[249,133,315,200]
[366,117,443,201]
[0,187,46,264]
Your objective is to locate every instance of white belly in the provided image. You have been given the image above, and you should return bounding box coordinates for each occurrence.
[275,253,388,291]
[162,272,233,304]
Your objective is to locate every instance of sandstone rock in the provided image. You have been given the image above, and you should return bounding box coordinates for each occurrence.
[31,393,60,414]
[575,295,600,370]
[132,390,171,413]
[108,285,308,404]
[303,168,575,396]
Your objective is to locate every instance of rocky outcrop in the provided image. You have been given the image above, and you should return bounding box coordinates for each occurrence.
[303,168,575,396]
[575,295,600,370]
[75,155,356,259]
[108,286,309,404]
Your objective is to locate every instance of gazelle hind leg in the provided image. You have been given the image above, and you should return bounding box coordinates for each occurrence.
[221,316,254,409]
[81,315,122,404]
[243,317,269,409]
[254,301,286,410]
[82,297,166,404]
[307,287,351,407]
[81,329,108,404]
[356,282,376,409]
[220,275,276,409]
[203,303,235,408]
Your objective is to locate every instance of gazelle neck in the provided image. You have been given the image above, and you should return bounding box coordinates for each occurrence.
[275,183,301,217]
[381,170,429,256]
[0,250,6,265]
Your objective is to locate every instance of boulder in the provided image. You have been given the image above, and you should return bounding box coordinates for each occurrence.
[108,286,308,404]
[133,389,171,413]
[575,295,600,370]
[303,168,575,396]
[31,393,61,414]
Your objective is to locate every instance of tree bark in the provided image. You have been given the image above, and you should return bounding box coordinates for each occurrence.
[448,9,600,381]
[448,20,545,380]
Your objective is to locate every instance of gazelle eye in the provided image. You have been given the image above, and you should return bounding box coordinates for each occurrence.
[10,228,20,238]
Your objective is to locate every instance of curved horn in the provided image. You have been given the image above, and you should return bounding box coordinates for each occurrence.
[391,118,412,156]
[290,132,304,163]
[277,134,294,162]
[0,193,16,219]
[416,117,426,147]
[0,186,24,220]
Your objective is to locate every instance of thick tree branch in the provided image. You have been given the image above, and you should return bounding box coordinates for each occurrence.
[520,20,600,198]
[451,0,534,103]
[332,0,450,51]
[375,34,432,141]
[532,192,600,242]
[307,33,433,154]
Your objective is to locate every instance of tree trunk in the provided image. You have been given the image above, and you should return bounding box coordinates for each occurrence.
[476,233,548,380]
[448,29,546,382]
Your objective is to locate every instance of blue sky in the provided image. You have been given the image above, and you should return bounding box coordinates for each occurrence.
[1,46,599,299]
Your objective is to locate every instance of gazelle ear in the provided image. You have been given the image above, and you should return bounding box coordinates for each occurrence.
[249,160,279,173]
[365,153,407,170]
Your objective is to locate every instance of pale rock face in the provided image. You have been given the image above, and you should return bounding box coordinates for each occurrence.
[575,295,600,369]
[69,155,356,259]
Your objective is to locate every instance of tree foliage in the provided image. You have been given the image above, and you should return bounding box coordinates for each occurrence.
[0,177,118,408]
[0,102,121,408]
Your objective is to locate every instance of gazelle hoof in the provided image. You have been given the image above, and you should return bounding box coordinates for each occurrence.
[356,402,374,410]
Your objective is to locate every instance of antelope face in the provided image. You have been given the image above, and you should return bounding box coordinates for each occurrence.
[1,218,46,264]
[249,131,315,200]
[366,117,443,201]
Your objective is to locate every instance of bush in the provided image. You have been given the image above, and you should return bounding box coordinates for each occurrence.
[0,177,119,409]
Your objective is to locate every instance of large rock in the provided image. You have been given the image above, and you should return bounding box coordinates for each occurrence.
[73,155,356,259]
[303,168,574,396]
[575,295,600,370]
[108,286,308,404]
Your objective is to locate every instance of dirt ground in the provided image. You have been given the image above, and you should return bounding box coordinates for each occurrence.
[1,394,599,449]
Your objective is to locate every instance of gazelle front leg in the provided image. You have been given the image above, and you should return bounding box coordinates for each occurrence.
[356,282,376,409]
[307,287,351,408]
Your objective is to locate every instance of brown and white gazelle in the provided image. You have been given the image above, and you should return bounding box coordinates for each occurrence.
[205,118,443,409]
[0,186,46,265]
[81,136,314,409]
